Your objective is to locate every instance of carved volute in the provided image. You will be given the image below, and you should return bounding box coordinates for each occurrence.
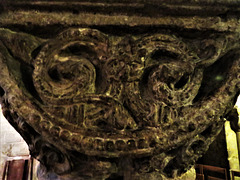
[0,1,239,179]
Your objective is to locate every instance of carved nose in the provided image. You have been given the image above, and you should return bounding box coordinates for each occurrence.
[83,97,138,131]
[34,55,96,104]
[104,57,129,81]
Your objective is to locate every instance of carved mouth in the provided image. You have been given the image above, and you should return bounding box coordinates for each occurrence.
[46,95,138,131]
[36,95,159,157]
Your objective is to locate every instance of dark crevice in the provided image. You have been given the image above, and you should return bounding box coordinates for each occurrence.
[0,86,5,97]
[163,157,180,178]
[1,24,222,40]
[48,68,61,82]
[151,49,178,61]
[188,123,196,132]
[174,73,189,89]
[95,66,108,94]
[122,102,139,125]
[170,146,185,155]
[193,51,237,103]
[1,2,234,18]
[201,125,213,137]
[163,144,197,178]
[60,44,97,58]
[140,66,153,86]
[190,140,205,154]
[20,62,43,103]
[106,174,123,180]
[149,139,157,148]
[227,108,240,132]
[179,30,221,39]
[31,44,45,59]
[94,25,222,37]
[139,66,155,99]
[95,120,108,129]
[163,155,190,178]
[3,43,15,58]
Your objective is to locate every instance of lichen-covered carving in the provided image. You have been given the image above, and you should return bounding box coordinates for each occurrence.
[0,12,239,180]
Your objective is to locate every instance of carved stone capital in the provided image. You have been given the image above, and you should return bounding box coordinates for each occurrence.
[0,1,239,179]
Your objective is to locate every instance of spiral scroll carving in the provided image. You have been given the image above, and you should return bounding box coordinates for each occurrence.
[146,62,203,106]
[33,29,107,104]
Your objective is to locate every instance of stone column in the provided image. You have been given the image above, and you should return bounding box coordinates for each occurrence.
[226,96,240,174]
[225,121,240,171]
[235,98,240,167]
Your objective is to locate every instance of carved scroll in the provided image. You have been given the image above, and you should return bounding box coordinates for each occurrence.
[0,1,239,179]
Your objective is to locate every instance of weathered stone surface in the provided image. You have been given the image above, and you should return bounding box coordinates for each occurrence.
[0,1,239,179]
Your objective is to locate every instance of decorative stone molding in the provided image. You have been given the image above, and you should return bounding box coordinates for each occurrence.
[0,1,239,179]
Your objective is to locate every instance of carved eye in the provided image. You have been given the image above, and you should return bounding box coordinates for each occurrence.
[34,48,96,104]
[138,34,204,106]
[174,73,190,89]
[141,62,203,106]
[32,28,108,104]
[48,56,96,87]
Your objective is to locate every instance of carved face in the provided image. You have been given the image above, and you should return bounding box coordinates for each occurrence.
[0,27,239,178]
